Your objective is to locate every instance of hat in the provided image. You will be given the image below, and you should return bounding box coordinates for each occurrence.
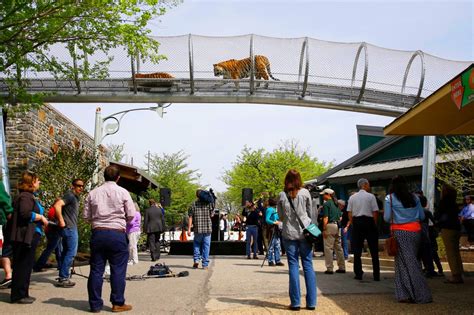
[320,188,334,195]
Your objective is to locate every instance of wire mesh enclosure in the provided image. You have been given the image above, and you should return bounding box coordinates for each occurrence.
[0,34,471,116]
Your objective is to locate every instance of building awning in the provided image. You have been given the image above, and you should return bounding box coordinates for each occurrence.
[327,150,473,184]
[384,64,474,135]
[109,161,158,194]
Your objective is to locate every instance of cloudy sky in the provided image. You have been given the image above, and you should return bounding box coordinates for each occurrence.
[52,0,473,192]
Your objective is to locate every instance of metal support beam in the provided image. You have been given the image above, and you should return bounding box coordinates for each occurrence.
[131,55,137,94]
[188,34,195,94]
[402,50,425,105]
[249,34,255,95]
[351,42,368,103]
[301,37,309,98]
[93,107,103,185]
[421,135,436,213]
[0,110,10,193]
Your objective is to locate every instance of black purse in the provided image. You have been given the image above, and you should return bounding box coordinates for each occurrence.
[286,193,321,243]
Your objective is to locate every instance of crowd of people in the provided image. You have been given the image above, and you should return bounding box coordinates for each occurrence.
[0,165,473,312]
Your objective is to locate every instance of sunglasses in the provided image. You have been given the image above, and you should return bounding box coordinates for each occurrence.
[74,184,84,188]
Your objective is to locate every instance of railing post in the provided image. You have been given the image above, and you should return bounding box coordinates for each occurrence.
[402,50,425,106]
[301,37,309,98]
[250,34,255,95]
[188,34,195,94]
[351,42,368,103]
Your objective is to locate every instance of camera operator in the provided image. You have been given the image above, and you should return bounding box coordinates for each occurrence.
[242,201,261,259]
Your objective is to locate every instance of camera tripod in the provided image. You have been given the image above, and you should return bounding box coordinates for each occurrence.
[70,259,89,279]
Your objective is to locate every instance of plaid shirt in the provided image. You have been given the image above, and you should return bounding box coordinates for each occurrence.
[188,200,213,234]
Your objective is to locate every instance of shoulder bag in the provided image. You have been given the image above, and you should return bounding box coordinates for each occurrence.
[385,194,398,256]
[286,193,321,243]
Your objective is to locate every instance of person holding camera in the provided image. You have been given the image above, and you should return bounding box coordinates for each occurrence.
[265,198,284,266]
[242,201,260,259]
[187,189,214,269]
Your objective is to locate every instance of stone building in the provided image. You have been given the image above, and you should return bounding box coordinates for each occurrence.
[4,103,108,191]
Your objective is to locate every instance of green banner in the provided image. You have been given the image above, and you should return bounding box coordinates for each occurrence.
[460,67,474,108]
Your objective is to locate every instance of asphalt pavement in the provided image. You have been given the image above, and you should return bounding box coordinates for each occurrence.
[0,252,473,314]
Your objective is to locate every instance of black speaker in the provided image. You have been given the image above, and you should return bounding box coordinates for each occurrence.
[160,188,171,207]
[241,188,253,206]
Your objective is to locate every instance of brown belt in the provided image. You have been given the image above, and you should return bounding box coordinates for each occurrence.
[93,227,125,233]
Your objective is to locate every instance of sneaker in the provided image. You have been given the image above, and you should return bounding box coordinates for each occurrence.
[324,270,334,274]
[268,262,275,266]
[276,262,285,266]
[335,269,346,274]
[54,279,76,288]
[253,255,259,259]
[247,256,251,259]
[112,304,132,312]
[192,262,199,269]
[0,278,12,289]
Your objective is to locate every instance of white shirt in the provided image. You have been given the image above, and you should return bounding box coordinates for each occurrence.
[347,189,379,217]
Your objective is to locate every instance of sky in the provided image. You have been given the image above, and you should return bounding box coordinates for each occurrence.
[52,0,474,192]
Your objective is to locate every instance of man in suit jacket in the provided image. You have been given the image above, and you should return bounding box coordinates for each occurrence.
[144,199,165,261]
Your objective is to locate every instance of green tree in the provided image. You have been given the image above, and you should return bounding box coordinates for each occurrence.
[215,190,240,217]
[32,146,97,252]
[146,150,201,227]
[223,140,332,205]
[436,136,474,195]
[0,0,181,110]
[107,142,125,162]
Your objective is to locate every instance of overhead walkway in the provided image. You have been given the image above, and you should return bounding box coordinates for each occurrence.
[0,35,471,117]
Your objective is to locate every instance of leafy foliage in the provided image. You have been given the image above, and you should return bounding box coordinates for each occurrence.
[222,140,332,205]
[146,150,201,227]
[436,136,474,195]
[107,142,125,162]
[32,146,97,252]
[0,0,181,110]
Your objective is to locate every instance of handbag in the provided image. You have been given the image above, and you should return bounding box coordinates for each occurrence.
[385,194,398,256]
[286,193,321,243]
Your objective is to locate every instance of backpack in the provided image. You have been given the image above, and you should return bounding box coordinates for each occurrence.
[198,189,216,205]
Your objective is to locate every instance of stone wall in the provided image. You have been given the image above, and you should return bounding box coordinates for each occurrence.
[4,103,107,191]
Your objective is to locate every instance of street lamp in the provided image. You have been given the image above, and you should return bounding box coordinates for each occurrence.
[92,103,171,184]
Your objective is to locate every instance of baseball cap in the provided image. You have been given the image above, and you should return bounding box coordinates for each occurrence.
[320,188,335,195]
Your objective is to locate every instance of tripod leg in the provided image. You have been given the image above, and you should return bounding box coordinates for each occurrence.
[261,230,275,268]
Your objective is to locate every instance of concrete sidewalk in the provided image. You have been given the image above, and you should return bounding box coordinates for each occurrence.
[0,253,473,314]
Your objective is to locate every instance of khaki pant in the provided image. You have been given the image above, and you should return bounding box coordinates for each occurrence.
[441,228,464,280]
[324,223,346,271]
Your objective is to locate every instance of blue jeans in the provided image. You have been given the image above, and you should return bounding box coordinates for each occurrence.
[59,227,78,279]
[193,233,211,267]
[341,227,350,259]
[268,231,281,263]
[88,230,129,311]
[283,239,317,308]
[246,225,258,256]
[34,228,63,271]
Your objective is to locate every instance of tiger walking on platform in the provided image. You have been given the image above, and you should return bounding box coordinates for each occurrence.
[213,55,279,90]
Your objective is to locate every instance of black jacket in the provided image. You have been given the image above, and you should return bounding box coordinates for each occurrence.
[144,205,165,234]
[10,191,40,245]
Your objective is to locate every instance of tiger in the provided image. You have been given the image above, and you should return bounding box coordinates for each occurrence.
[134,72,174,79]
[213,55,279,90]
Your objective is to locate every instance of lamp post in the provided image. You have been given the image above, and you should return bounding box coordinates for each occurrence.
[92,103,171,184]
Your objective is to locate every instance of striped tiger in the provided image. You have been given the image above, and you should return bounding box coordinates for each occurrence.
[134,72,174,79]
[213,55,279,90]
